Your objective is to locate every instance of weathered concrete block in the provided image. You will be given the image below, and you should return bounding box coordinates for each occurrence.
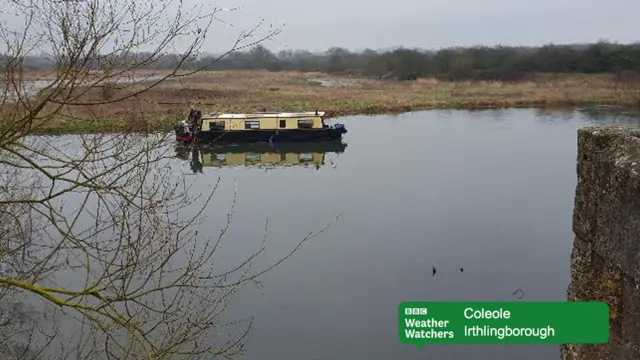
[567,235,623,334]
[566,236,595,302]
[589,251,623,335]
[572,182,597,242]
[565,126,640,360]
[576,126,640,279]
[621,275,640,347]
[562,338,640,360]
[572,128,601,242]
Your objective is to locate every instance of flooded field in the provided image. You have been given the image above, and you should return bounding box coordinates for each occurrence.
[308,75,386,87]
[0,75,168,99]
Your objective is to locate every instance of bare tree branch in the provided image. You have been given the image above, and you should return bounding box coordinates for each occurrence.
[0,0,336,359]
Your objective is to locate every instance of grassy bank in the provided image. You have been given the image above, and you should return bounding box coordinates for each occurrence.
[14,70,640,134]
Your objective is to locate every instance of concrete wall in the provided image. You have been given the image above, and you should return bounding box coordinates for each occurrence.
[562,126,640,360]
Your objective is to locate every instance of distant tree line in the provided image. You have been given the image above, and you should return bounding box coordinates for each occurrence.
[9,41,640,81]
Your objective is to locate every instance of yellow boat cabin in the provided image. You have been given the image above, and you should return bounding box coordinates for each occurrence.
[174,109,347,144]
[201,112,325,131]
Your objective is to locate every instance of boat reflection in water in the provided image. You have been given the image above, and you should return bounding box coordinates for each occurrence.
[174,140,348,173]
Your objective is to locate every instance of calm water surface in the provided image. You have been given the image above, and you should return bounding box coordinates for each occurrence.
[167,107,640,360]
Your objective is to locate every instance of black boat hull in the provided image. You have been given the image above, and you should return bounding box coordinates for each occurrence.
[175,127,346,145]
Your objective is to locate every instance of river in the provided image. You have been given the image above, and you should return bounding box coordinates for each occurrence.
[163,107,639,360]
[7,107,640,360]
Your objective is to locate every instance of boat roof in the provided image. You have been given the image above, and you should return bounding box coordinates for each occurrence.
[201,111,325,119]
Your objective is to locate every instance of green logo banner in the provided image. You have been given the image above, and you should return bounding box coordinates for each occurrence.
[399,301,609,346]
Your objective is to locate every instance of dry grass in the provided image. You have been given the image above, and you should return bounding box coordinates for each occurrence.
[9,69,640,134]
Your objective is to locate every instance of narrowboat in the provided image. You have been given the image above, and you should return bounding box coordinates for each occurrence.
[173,109,347,144]
[174,140,347,172]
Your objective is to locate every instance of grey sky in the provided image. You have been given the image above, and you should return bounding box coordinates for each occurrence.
[212,0,639,52]
[1,0,638,55]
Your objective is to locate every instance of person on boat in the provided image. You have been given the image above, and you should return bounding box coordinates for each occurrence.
[188,108,202,134]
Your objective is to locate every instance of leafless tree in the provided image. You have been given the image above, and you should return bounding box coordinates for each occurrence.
[0,0,340,359]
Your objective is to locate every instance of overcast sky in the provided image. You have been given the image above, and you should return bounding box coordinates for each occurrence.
[207,0,640,52]
[1,0,638,54]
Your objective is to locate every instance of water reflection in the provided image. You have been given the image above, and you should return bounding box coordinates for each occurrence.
[577,107,640,126]
[535,107,576,122]
[0,291,56,359]
[174,140,348,172]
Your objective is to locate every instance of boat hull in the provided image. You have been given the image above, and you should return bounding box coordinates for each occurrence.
[174,139,348,160]
[175,127,346,145]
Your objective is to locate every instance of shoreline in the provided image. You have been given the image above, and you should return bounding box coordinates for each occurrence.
[24,103,638,136]
[5,70,640,135]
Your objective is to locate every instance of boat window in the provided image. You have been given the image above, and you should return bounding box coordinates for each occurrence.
[246,153,260,162]
[279,119,286,128]
[210,121,225,130]
[298,119,314,129]
[245,121,260,129]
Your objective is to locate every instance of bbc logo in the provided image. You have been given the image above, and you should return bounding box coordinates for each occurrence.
[405,307,428,315]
